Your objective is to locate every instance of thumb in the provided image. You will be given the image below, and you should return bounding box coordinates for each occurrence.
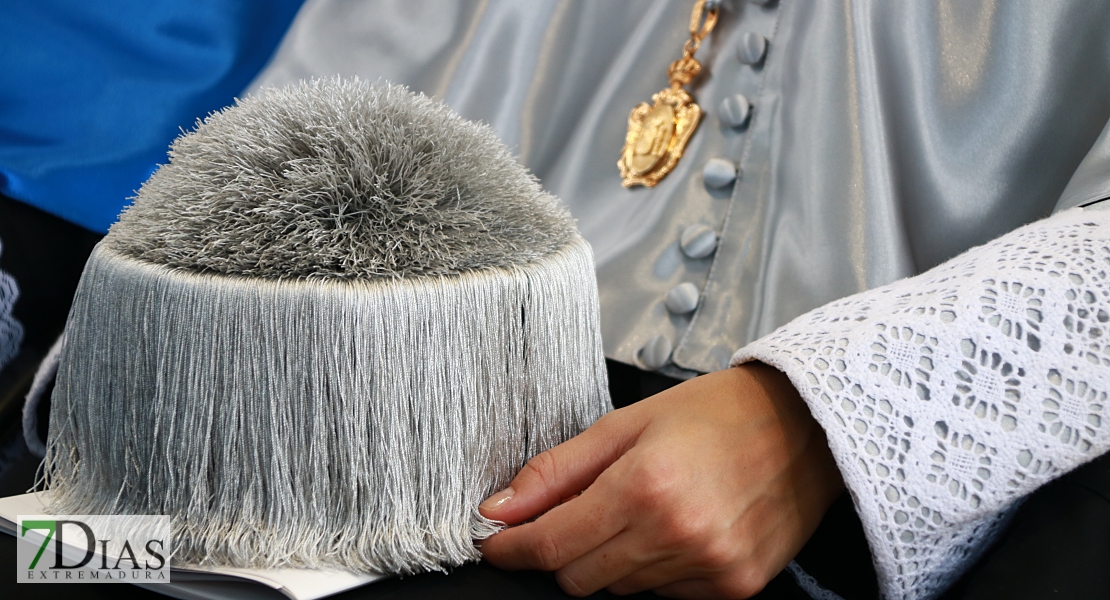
[479,411,640,525]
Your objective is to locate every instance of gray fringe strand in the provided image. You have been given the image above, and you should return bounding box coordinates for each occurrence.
[43,236,611,575]
[23,334,64,458]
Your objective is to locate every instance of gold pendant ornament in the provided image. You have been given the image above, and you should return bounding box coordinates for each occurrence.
[619,0,718,188]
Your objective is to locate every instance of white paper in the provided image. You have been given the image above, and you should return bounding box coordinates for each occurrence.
[0,492,386,600]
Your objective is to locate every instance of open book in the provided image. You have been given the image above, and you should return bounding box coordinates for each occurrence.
[0,492,386,600]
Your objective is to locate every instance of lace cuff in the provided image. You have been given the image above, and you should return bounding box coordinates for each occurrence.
[732,205,1110,599]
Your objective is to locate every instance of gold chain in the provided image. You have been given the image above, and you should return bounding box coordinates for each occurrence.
[619,1,719,188]
[684,0,719,65]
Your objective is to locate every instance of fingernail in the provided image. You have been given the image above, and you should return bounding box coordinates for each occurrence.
[479,487,515,512]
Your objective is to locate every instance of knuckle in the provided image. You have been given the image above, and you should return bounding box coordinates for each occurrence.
[531,532,566,571]
[554,569,590,597]
[631,459,681,510]
[732,535,757,562]
[521,451,559,491]
[698,536,738,571]
[593,410,618,428]
[586,411,626,448]
[656,515,698,549]
[593,407,632,433]
[717,566,768,599]
[657,508,713,549]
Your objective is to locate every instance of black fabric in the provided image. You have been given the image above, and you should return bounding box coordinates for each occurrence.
[605,358,686,409]
[0,194,101,476]
[0,350,40,461]
[941,450,1110,600]
[794,493,879,599]
[0,194,102,358]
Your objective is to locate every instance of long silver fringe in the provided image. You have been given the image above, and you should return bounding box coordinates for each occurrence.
[43,236,611,575]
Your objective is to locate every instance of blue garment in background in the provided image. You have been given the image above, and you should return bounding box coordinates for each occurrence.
[0,0,304,233]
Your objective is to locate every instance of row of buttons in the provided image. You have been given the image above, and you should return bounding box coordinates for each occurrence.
[703,29,767,188]
[639,0,772,371]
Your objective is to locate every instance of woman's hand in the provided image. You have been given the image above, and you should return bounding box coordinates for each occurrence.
[478,363,844,599]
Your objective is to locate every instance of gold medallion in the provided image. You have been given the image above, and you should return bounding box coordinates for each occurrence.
[619,0,718,188]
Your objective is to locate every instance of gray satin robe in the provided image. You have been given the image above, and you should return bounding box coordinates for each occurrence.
[248,0,1110,377]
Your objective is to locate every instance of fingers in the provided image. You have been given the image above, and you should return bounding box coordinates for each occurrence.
[599,515,752,596]
[554,530,670,596]
[605,558,689,595]
[480,471,629,572]
[479,410,642,525]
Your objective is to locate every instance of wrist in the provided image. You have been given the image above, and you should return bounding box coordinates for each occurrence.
[734,362,845,514]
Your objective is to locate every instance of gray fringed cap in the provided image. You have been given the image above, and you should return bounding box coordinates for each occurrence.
[44,79,611,575]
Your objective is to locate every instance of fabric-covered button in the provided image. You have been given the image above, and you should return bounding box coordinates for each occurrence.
[680,224,718,259]
[639,334,673,370]
[718,94,751,128]
[703,158,737,189]
[737,31,767,65]
[665,282,700,314]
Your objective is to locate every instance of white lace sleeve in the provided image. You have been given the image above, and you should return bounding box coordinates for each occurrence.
[731,204,1110,600]
[0,236,23,372]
